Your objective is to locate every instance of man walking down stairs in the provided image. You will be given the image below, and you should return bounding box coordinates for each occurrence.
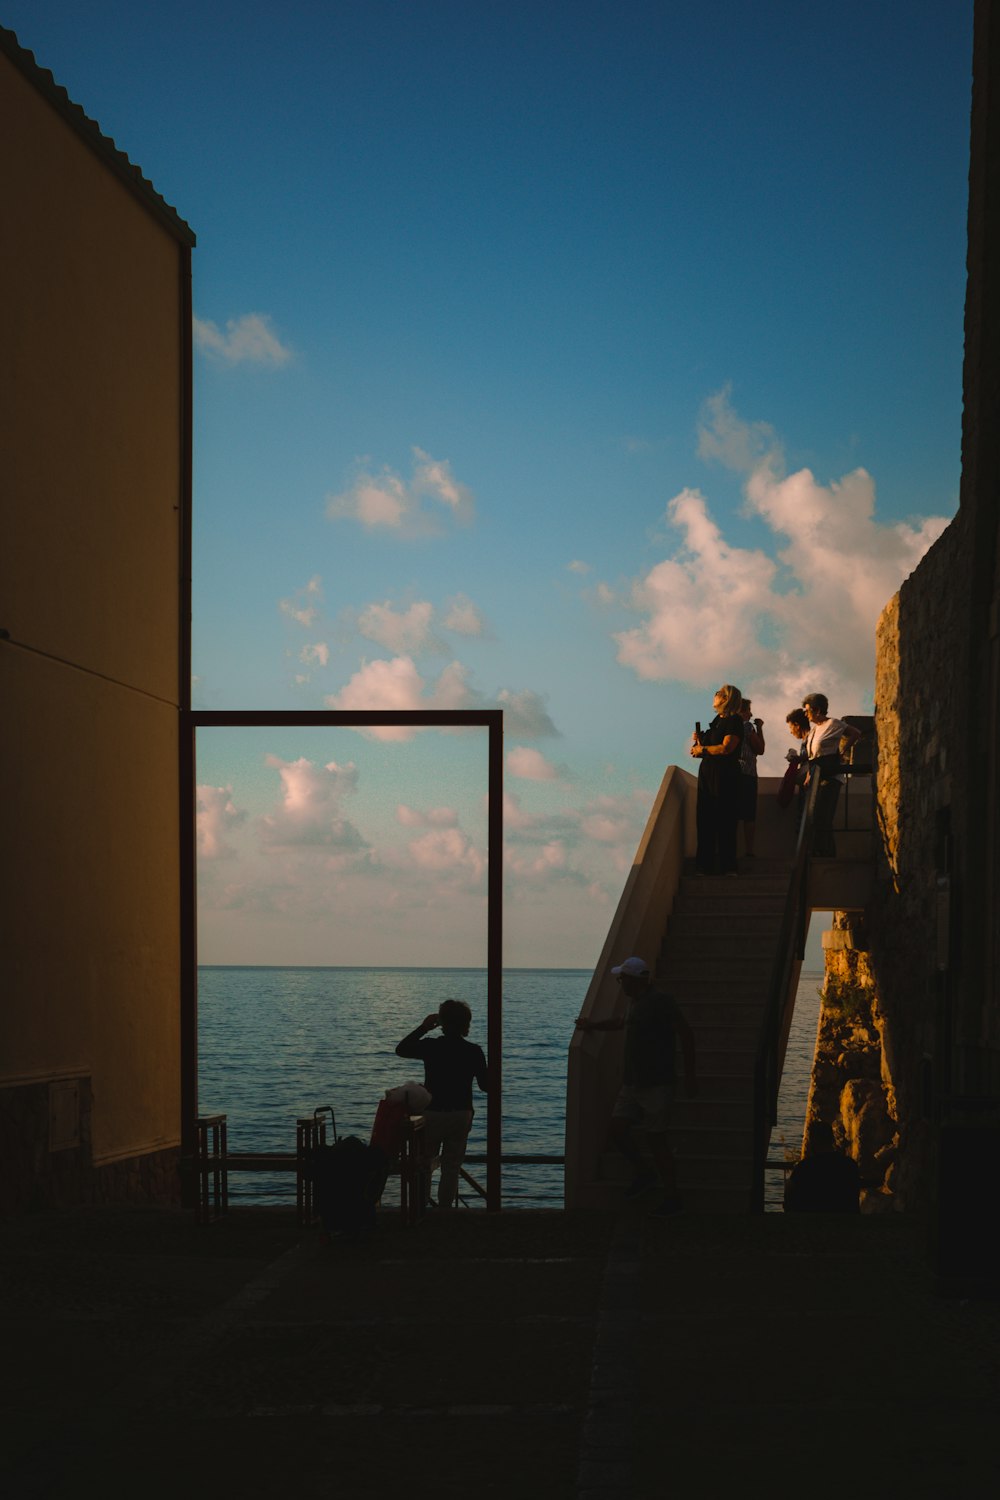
[575,955,698,1216]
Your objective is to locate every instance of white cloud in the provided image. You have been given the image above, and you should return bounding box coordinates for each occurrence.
[325,656,480,740]
[614,390,951,707]
[744,461,948,691]
[411,448,474,518]
[193,312,292,366]
[397,804,459,828]
[502,790,537,832]
[300,642,330,668]
[579,810,632,843]
[505,839,574,882]
[197,785,246,860]
[407,826,486,881]
[496,688,559,739]
[280,576,323,629]
[697,385,781,475]
[615,487,776,683]
[443,594,487,636]
[567,559,591,575]
[258,755,366,850]
[507,746,565,782]
[326,448,475,535]
[358,600,439,654]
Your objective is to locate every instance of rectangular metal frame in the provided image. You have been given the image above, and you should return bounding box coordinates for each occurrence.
[179,709,504,1211]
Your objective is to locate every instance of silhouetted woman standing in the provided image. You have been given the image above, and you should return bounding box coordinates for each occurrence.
[690,684,743,876]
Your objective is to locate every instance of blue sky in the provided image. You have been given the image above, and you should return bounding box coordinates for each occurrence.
[10,1,973,965]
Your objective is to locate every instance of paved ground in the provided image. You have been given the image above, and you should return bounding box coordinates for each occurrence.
[0,1204,996,1498]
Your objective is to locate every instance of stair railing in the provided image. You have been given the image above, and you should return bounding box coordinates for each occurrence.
[750,772,821,1211]
[565,764,696,1209]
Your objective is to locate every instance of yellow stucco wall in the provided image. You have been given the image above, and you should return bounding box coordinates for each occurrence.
[0,51,187,1167]
[1,54,183,696]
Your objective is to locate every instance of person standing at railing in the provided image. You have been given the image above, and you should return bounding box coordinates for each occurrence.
[801,694,861,856]
[737,697,765,857]
[777,709,810,810]
[690,684,743,876]
[395,999,488,1210]
[574,955,697,1217]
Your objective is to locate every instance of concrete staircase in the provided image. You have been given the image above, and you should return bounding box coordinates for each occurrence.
[602,857,794,1213]
[663,858,793,1210]
[566,771,819,1213]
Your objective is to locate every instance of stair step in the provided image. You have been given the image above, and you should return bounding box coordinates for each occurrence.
[695,1050,758,1076]
[671,1098,754,1126]
[661,958,776,980]
[666,978,772,997]
[671,1127,754,1157]
[676,880,788,899]
[689,1073,755,1098]
[667,915,784,937]
[673,895,787,915]
[664,928,780,950]
[671,1003,768,1024]
[689,1026,760,1051]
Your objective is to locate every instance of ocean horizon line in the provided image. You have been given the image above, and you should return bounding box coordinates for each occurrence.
[198,962,594,973]
[197,962,826,977]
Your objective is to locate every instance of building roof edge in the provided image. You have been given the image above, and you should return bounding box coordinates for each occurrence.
[1,25,196,248]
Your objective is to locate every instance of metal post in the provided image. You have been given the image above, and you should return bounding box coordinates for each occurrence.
[179,710,505,1214]
[179,715,198,1210]
[487,716,503,1212]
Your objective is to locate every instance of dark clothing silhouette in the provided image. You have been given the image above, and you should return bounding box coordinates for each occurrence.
[395,1032,488,1110]
[696,712,742,875]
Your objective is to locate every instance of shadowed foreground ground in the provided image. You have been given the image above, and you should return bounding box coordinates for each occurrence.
[0,1205,995,1498]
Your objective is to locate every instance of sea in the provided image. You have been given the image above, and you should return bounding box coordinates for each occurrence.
[198,966,824,1213]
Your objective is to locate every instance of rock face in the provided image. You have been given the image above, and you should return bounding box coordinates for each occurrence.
[801,915,900,1211]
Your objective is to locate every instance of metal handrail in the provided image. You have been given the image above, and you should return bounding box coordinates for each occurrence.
[750,773,820,1211]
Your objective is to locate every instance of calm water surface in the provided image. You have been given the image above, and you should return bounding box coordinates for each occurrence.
[198,966,822,1211]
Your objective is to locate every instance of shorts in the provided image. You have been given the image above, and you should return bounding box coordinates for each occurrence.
[738,774,758,821]
[612,1083,674,1134]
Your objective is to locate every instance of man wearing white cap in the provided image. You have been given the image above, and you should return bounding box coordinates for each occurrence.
[575,955,696,1216]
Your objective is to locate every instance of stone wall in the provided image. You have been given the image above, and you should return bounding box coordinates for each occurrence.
[800,517,970,1212]
[802,916,899,1210]
[866,519,969,1207]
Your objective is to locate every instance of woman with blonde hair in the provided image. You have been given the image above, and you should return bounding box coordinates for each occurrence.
[690,684,743,876]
